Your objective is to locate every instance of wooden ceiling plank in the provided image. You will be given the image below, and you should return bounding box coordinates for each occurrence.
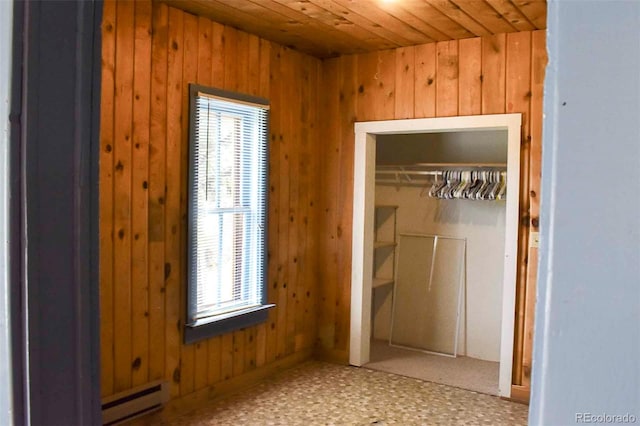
[395,1,476,40]
[262,0,395,51]
[245,0,377,51]
[211,0,360,52]
[330,21,398,51]
[511,0,547,29]
[485,0,536,31]
[307,0,411,47]
[297,4,399,51]
[424,0,493,37]
[331,0,435,45]
[375,3,452,41]
[159,0,546,58]
[449,0,518,34]
[158,0,337,57]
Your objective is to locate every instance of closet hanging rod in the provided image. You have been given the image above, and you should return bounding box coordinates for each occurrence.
[375,165,508,195]
[376,170,441,176]
[375,168,507,180]
[376,170,507,177]
[375,180,431,187]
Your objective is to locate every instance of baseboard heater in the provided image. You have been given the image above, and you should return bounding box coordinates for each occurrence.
[102,380,169,425]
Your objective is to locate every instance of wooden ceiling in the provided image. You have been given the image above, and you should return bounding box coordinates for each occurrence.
[158,0,546,58]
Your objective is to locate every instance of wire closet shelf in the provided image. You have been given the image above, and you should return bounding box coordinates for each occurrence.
[376,163,508,201]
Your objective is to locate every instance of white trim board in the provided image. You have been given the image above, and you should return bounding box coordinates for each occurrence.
[349,114,521,398]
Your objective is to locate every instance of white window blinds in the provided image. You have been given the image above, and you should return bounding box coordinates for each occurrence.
[187,88,269,326]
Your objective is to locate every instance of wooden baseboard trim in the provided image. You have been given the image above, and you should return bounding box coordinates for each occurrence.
[505,384,530,405]
[314,347,349,365]
[130,349,313,424]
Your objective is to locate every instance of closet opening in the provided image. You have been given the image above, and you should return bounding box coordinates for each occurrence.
[349,114,521,398]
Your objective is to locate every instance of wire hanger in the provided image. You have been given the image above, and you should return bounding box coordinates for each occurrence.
[427,168,506,201]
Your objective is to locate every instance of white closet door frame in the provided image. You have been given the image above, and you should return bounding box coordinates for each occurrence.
[350,113,521,398]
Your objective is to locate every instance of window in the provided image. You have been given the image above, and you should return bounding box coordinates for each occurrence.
[185,85,273,344]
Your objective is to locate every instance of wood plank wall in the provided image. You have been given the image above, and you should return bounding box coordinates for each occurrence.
[100,0,321,403]
[101,0,546,406]
[317,31,547,391]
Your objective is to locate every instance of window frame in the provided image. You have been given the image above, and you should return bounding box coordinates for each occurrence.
[185,84,273,345]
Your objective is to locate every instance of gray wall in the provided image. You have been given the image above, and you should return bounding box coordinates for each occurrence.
[0,0,14,423]
[530,1,640,424]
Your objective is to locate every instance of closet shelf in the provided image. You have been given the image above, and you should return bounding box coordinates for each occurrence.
[372,277,394,289]
[376,163,507,189]
[378,162,506,170]
[374,241,396,249]
[376,163,506,180]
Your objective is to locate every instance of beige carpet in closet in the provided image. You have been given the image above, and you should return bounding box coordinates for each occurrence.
[365,339,500,396]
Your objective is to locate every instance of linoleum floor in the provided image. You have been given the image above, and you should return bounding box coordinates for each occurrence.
[164,361,528,425]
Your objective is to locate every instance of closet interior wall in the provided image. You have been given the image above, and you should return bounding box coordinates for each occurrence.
[373,131,508,362]
[100,0,322,410]
[317,31,547,395]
